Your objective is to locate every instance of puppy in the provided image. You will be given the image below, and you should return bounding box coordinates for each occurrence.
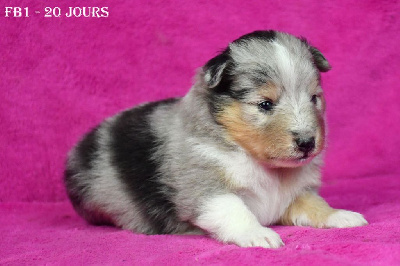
[65,30,368,248]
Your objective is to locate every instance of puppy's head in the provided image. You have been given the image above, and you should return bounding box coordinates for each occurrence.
[203,30,331,168]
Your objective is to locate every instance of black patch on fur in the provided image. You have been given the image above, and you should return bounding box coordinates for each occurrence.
[110,98,181,234]
[75,127,100,170]
[233,30,276,45]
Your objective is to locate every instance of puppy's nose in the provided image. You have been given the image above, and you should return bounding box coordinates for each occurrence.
[295,137,315,154]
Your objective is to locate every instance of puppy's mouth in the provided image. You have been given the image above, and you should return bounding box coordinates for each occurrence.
[264,153,316,168]
[299,151,312,160]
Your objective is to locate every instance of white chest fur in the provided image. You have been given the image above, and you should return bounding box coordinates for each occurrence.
[234,162,299,226]
[192,141,322,226]
[230,155,322,226]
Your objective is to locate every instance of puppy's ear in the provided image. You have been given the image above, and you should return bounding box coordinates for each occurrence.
[309,46,331,72]
[301,38,331,72]
[203,48,232,89]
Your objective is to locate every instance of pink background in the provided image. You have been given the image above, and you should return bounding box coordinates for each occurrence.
[1,0,399,264]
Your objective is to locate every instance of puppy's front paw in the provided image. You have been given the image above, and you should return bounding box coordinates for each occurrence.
[232,227,284,248]
[326,210,368,228]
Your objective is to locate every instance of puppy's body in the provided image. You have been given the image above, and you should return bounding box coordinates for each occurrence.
[65,31,367,248]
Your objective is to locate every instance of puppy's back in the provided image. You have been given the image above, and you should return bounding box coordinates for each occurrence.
[64,98,192,234]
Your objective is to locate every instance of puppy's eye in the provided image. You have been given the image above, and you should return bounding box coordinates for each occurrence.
[258,100,274,111]
[311,94,318,104]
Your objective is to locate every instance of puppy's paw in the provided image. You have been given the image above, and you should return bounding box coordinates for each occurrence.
[231,227,284,248]
[325,210,368,228]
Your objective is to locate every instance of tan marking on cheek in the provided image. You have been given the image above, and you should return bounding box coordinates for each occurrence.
[279,192,336,228]
[216,102,292,160]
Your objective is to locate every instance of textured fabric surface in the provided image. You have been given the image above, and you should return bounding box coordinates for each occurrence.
[1,177,400,265]
[1,0,399,264]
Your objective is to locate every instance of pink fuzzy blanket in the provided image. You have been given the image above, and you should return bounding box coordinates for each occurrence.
[1,176,399,264]
[1,0,399,264]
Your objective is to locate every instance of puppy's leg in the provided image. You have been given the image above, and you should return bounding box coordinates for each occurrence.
[194,193,284,248]
[280,191,368,228]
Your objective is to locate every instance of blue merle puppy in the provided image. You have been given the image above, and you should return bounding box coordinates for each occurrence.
[65,30,367,248]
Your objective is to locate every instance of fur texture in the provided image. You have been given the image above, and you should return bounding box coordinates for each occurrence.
[65,30,367,248]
